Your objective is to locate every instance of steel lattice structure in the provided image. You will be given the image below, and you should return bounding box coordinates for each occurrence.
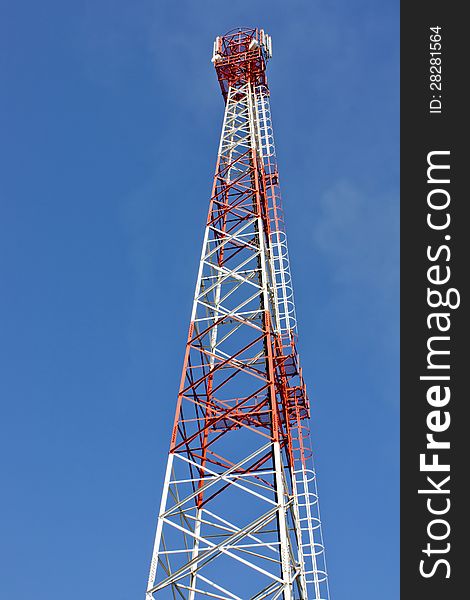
[146,28,329,600]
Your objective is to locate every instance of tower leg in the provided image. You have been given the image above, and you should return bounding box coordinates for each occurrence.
[273,441,293,600]
[146,453,174,598]
[188,507,203,600]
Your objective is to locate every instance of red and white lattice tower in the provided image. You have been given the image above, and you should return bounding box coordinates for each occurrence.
[146,28,329,600]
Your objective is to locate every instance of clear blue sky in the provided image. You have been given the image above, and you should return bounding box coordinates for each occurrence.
[0,1,399,598]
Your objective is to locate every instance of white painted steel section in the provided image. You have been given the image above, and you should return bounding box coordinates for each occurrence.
[146,453,174,598]
[189,508,203,600]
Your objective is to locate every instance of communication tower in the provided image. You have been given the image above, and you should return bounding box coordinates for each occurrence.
[146,28,329,600]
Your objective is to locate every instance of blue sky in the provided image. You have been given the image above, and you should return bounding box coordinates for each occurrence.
[1,1,398,598]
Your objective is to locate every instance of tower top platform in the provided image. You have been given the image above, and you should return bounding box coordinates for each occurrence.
[212,28,272,99]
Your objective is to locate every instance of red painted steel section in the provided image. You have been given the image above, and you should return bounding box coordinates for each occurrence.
[168,28,312,498]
